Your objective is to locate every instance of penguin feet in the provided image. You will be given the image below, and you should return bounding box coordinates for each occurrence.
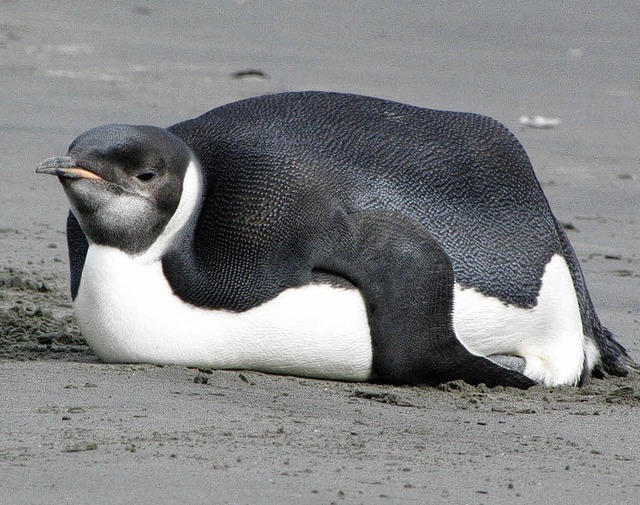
[487,354,527,374]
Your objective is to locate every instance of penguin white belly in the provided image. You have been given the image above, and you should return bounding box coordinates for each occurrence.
[75,247,588,386]
[452,254,588,386]
[74,245,373,381]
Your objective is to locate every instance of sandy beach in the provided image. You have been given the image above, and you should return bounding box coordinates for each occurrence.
[1,1,639,503]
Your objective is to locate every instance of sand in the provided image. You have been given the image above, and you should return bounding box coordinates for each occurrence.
[1,1,639,503]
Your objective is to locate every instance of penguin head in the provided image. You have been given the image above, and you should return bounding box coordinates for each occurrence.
[37,124,196,255]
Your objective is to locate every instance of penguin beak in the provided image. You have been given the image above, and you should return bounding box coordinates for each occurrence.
[36,156,104,180]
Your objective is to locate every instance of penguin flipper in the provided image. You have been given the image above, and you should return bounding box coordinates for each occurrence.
[66,211,89,300]
[317,210,536,388]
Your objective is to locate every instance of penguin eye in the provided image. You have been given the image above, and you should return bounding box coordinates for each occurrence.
[136,171,156,182]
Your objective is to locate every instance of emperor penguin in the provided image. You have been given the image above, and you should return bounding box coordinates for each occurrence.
[36,91,633,387]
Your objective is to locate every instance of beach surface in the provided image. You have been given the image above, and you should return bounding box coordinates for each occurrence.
[1,2,639,503]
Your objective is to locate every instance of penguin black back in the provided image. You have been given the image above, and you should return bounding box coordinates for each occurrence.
[165,91,557,310]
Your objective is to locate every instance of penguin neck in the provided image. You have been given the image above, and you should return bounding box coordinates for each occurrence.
[139,158,204,263]
[158,158,274,312]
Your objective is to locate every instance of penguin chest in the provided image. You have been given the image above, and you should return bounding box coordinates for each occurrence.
[74,245,373,380]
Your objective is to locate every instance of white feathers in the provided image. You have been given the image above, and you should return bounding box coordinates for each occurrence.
[140,158,203,262]
[75,245,373,381]
[76,248,593,385]
[453,254,592,386]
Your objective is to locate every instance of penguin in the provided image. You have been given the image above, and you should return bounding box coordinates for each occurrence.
[36,91,633,388]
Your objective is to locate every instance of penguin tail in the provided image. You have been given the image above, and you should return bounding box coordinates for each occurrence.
[593,323,638,377]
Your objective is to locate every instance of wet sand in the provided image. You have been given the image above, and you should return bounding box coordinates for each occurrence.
[1,2,639,503]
